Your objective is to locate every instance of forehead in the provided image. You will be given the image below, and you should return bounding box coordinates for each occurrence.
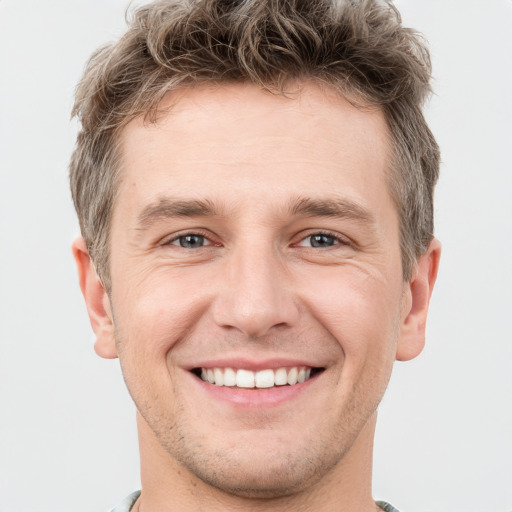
[117,82,392,216]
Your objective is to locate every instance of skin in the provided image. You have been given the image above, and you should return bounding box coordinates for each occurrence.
[73,82,440,512]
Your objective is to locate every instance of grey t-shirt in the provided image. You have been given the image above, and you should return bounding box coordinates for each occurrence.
[110,491,140,512]
[109,491,400,511]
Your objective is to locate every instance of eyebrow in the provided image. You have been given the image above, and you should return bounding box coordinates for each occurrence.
[136,195,376,229]
[136,198,219,229]
[289,197,375,225]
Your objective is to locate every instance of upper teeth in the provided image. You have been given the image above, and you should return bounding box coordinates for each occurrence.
[200,367,312,388]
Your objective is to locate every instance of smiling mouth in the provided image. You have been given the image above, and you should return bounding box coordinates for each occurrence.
[192,366,324,389]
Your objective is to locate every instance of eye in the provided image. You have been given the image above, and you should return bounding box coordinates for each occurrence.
[170,234,211,249]
[296,233,347,248]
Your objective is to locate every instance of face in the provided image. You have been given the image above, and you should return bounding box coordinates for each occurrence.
[75,82,439,498]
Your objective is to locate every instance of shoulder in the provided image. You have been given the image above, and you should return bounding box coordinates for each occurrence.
[109,491,141,512]
[376,501,401,512]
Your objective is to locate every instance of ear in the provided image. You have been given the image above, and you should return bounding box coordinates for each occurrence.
[72,237,117,359]
[396,238,441,361]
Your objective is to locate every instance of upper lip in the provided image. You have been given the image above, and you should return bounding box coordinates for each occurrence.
[185,357,323,372]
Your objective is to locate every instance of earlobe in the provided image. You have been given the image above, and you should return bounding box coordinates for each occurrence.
[72,237,118,359]
[396,238,441,362]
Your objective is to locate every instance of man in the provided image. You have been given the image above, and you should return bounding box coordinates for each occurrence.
[70,1,440,510]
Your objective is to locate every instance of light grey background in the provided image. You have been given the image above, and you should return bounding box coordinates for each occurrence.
[1,1,511,511]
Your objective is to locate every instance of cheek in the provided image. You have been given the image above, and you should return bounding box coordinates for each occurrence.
[110,277,203,397]
[111,267,223,405]
[113,298,185,414]
[299,267,402,363]
[114,266,210,345]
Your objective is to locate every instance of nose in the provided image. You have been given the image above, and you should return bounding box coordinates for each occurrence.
[211,243,300,339]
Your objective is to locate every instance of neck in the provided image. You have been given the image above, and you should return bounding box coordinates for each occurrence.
[135,411,379,512]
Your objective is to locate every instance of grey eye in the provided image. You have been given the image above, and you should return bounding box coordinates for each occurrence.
[309,234,337,248]
[175,234,207,248]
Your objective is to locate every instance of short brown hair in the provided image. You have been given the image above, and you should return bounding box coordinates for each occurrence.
[70,0,439,290]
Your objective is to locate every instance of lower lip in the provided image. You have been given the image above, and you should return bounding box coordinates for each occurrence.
[190,373,320,407]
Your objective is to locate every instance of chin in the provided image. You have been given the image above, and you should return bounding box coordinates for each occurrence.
[165,432,345,500]
[189,456,329,499]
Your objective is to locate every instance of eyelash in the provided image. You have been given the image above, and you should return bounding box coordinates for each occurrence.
[163,230,215,249]
[294,231,351,249]
[162,230,351,250]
